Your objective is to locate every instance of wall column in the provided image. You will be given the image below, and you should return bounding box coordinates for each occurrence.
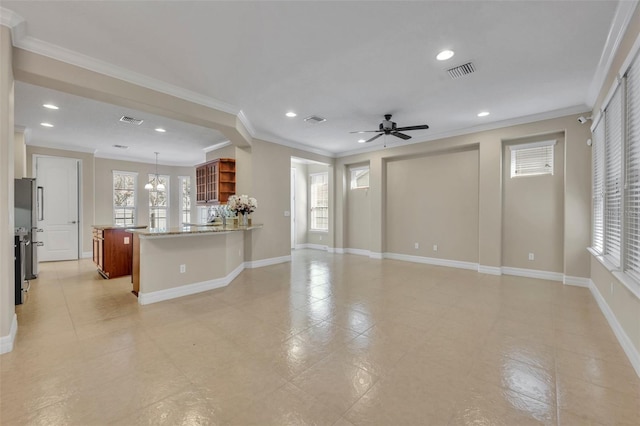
[478,138,502,272]
[0,25,16,353]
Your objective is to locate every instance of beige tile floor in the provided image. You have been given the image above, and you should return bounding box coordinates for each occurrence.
[1,250,639,425]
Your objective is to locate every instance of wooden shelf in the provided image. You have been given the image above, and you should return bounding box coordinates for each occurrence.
[195,158,236,205]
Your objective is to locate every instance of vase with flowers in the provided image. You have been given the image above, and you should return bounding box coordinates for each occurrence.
[227,194,257,226]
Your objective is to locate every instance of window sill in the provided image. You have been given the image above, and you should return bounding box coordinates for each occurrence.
[588,247,640,300]
[308,230,329,234]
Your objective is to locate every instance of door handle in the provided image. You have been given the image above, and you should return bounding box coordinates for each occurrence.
[69,221,77,224]
[36,242,44,247]
[37,186,44,221]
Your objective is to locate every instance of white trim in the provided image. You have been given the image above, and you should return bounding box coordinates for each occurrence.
[586,0,640,107]
[0,314,18,354]
[332,247,345,254]
[563,275,591,288]
[244,255,291,269]
[95,150,199,167]
[82,251,92,259]
[501,266,564,282]
[344,248,370,257]
[237,110,256,137]
[589,248,640,300]
[369,252,383,260]
[138,263,244,305]
[203,141,232,153]
[295,243,329,251]
[478,265,502,275]
[0,7,24,29]
[27,139,97,155]
[508,139,556,151]
[589,280,640,378]
[383,252,478,271]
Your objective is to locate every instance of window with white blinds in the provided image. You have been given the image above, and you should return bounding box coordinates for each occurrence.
[625,56,640,281]
[591,47,640,293]
[592,122,605,253]
[604,86,623,266]
[510,141,555,178]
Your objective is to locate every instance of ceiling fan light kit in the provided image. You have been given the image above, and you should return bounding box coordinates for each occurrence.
[351,114,429,144]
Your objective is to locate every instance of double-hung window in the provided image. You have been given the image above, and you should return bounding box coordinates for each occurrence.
[510,141,555,178]
[113,171,137,226]
[591,47,640,295]
[149,175,169,228]
[350,166,370,189]
[310,172,328,231]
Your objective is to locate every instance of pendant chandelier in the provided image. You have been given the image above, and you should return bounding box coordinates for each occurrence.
[145,152,165,191]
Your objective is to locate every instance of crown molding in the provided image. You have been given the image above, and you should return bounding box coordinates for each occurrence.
[237,110,256,137]
[93,150,202,167]
[586,0,639,107]
[26,140,97,155]
[336,104,589,158]
[0,7,24,29]
[203,140,232,153]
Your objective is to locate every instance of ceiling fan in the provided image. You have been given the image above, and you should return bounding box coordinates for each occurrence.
[351,114,430,143]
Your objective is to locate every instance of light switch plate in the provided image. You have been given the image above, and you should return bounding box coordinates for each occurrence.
[124,237,130,244]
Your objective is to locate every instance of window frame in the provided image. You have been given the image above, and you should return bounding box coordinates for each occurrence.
[309,172,329,232]
[178,176,191,225]
[112,170,137,226]
[350,166,370,190]
[148,174,170,229]
[509,140,556,178]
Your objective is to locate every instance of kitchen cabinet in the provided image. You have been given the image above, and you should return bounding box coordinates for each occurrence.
[196,158,236,205]
[92,227,134,279]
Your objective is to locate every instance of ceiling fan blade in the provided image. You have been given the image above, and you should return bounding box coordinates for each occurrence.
[391,132,411,140]
[349,130,380,134]
[365,134,383,143]
[394,124,430,131]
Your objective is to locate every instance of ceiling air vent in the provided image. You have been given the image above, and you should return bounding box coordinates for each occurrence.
[112,144,129,149]
[304,115,327,124]
[447,62,476,79]
[119,116,144,125]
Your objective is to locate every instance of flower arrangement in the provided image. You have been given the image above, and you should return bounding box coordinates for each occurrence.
[227,194,258,215]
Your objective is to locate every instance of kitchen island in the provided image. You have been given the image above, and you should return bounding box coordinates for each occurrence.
[92,225,147,279]
[128,223,262,304]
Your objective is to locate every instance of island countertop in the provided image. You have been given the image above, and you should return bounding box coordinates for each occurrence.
[127,223,262,237]
[93,224,148,230]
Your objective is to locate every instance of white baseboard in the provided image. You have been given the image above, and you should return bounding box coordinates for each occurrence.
[333,248,345,254]
[295,243,328,251]
[563,275,591,287]
[589,280,640,378]
[81,251,92,259]
[245,255,291,269]
[501,266,564,282]
[0,314,18,354]
[139,263,245,305]
[369,252,383,260]
[478,265,502,275]
[344,248,370,257]
[383,252,478,271]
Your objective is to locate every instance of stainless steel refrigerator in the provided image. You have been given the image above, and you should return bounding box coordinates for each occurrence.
[15,178,41,279]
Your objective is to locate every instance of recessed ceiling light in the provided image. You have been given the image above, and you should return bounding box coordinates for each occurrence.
[477,111,490,117]
[286,112,297,118]
[155,128,166,133]
[358,139,366,143]
[436,50,455,61]
[40,122,54,128]
[42,104,59,110]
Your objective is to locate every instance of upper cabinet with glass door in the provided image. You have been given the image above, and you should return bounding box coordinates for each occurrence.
[195,158,236,205]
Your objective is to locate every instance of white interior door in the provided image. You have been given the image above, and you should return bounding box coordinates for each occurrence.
[36,156,79,261]
[291,167,296,249]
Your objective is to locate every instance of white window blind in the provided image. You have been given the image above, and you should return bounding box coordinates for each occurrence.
[510,140,555,178]
[592,121,605,253]
[604,86,623,266]
[625,57,640,280]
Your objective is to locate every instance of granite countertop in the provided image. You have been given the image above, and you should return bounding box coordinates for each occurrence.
[128,223,262,237]
[93,225,148,230]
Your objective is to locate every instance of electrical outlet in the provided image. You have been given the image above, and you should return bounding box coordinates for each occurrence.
[319,236,322,241]
[180,264,186,274]
[124,237,130,245]
[528,253,535,261]
[414,242,419,249]
[610,282,614,295]
[433,244,438,251]
[284,211,290,217]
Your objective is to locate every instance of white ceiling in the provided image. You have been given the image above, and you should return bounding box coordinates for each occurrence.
[2,1,631,164]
